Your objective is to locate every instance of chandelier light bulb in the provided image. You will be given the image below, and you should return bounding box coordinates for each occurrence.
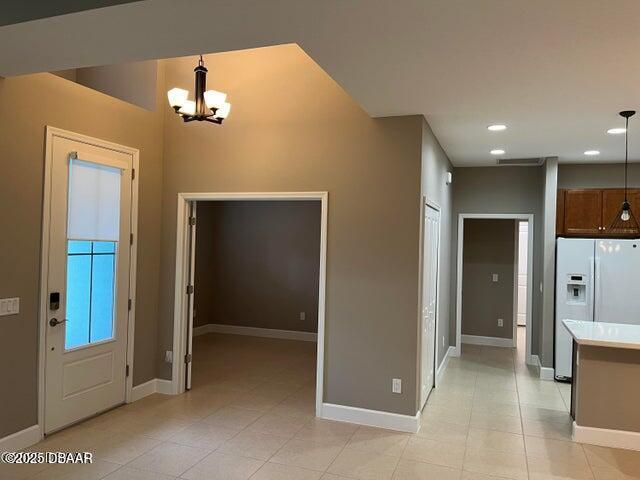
[215,102,232,119]
[178,100,196,116]
[167,88,189,108]
[204,90,227,110]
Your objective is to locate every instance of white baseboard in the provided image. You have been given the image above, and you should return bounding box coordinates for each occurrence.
[321,403,420,433]
[0,425,41,451]
[532,355,555,380]
[192,324,211,337]
[461,334,513,348]
[131,378,176,402]
[573,421,640,451]
[436,346,455,385]
[195,323,317,342]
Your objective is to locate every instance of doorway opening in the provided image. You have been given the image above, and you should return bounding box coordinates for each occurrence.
[516,220,529,360]
[455,214,534,363]
[172,193,328,417]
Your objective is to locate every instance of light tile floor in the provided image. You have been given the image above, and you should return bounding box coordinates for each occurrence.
[4,328,640,479]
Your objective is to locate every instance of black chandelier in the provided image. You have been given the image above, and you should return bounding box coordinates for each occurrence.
[609,110,638,235]
[167,55,231,124]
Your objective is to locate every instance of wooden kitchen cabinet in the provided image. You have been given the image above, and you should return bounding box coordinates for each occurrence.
[557,188,640,237]
[563,189,602,236]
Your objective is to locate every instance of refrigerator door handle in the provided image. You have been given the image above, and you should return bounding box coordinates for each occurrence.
[594,256,601,322]
[589,256,595,322]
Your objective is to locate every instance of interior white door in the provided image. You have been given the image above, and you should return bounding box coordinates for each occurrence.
[45,135,132,434]
[421,204,440,408]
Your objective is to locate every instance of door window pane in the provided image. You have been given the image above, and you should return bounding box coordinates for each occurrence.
[65,241,117,349]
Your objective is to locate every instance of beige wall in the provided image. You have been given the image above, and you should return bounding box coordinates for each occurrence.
[420,120,454,366]
[194,201,321,332]
[462,219,516,339]
[0,72,164,438]
[576,345,640,432]
[158,45,424,416]
[452,166,545,359]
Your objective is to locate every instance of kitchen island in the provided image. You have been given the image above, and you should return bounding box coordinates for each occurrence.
[563,319,640,450]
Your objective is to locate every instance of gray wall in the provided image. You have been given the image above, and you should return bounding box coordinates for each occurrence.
[452,166,545,358]
[194,201,321,333]
[0,71,164,438]
[420,119,454,367]
[53,61,159,111]
[558,163,640,189]
[462,219,516,339]
[158,45,424,416]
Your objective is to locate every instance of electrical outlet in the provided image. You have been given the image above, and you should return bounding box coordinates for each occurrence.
[492,273,499,282]
[0,297,19,316]
[165,350,173,364]
[497,318,504,327]
[392,378,402,394]
[299,311,306,321]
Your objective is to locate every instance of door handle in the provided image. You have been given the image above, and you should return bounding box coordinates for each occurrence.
[49,318,67,327]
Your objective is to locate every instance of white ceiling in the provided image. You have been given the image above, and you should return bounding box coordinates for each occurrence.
[1,0,639,166]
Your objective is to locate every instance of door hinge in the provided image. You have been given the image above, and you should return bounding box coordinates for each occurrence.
[189,216,196,226]
[126,364,130,377]
[130,233,134,245]
[128,299,132,311]
[131,168,136,180]
[184,354,192,364]
[186,285,194,295]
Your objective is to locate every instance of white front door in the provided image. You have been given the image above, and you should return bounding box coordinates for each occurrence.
[44,133,133,434]
[420,204,440,408]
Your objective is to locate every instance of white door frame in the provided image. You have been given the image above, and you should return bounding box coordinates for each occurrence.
[417,198,441,412]
[455,213,534,363]
[172,192,328,416]
[38,126,139,439]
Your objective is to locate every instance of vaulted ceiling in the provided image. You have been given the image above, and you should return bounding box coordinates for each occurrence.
[1,0,639,166]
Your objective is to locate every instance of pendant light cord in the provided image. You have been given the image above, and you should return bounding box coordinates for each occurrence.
[625,115,629,202]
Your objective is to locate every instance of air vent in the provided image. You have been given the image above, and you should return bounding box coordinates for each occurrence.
[497,157,544,166]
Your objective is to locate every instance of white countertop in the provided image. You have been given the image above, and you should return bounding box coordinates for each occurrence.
[562,319,640,350]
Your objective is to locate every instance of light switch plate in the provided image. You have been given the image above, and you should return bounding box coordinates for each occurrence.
[0,297,19,316]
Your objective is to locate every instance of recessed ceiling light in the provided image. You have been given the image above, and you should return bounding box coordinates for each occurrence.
[584,150,600,156]
[607,127,626,135]
[490,149,505,155]
[488,124,507,132]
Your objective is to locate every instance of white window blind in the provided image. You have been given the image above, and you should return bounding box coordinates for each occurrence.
[67,157,122,241]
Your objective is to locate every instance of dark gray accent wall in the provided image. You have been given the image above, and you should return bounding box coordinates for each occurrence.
[194,201,321,333]
[462,219,516,339]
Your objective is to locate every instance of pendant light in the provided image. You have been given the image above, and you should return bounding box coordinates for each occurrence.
[167,55,231,124]
[609,110,638,235]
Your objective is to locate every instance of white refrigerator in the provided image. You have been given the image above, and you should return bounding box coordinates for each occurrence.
[555,237,640,380]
